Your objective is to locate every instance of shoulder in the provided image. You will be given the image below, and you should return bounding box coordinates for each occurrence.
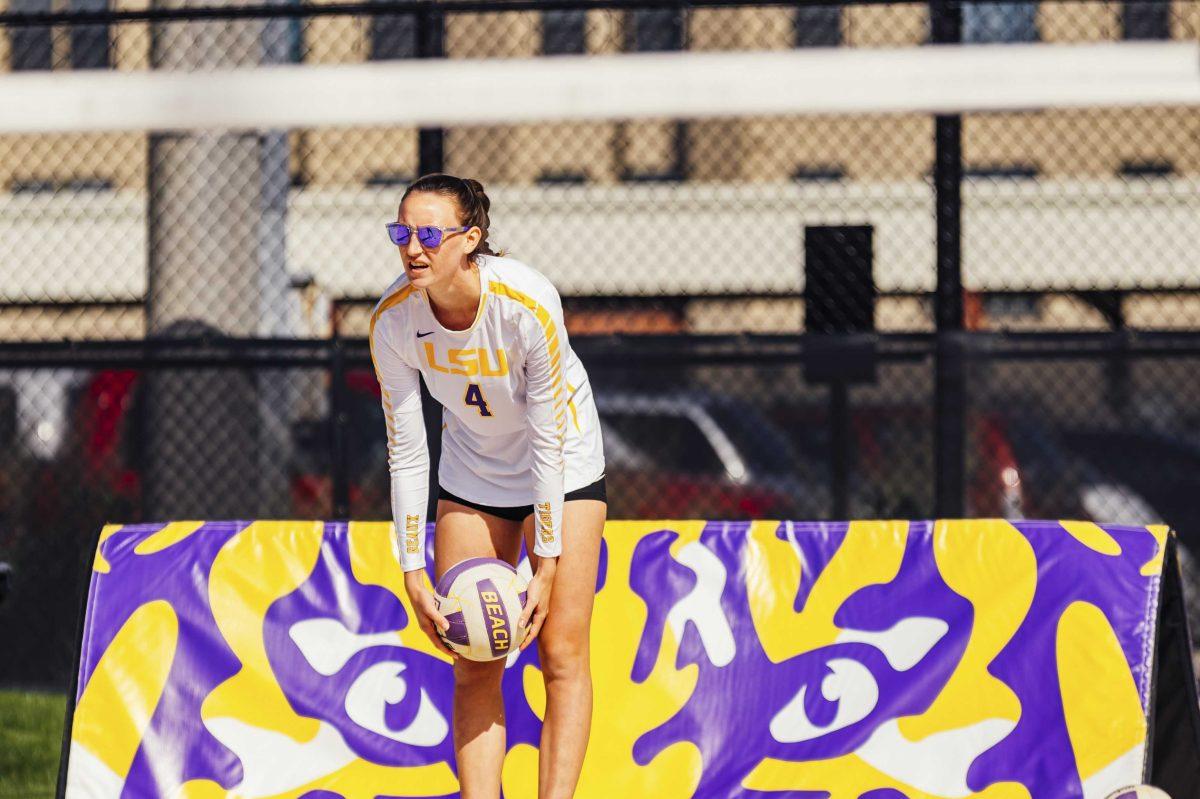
[484,255,563,319]
[371,274,418,332]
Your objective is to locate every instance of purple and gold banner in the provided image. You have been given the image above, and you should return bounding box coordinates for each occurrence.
[65,520,1169,798]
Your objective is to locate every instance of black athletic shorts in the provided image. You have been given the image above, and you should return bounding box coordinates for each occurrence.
[438,475,607,522]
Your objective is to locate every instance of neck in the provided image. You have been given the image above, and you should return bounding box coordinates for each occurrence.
[426,263,482,330]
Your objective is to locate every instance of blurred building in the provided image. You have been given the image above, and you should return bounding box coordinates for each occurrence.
[0,2,1198,338]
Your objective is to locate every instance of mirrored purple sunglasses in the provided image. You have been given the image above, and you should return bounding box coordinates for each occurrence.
[386,223,471,248]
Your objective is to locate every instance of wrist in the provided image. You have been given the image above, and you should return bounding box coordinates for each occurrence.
[534,557,558,578]
[404,568,430,593]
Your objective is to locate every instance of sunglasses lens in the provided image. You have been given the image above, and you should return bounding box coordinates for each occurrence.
[388,225,411,246]
[417,226,442,248]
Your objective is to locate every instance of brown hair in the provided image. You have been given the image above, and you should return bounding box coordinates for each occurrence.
[401,173,497,263]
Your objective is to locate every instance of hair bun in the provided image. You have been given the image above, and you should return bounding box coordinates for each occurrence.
[463,178,491,212]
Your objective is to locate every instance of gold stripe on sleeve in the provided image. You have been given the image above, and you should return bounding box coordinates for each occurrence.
[489,280,568,443]
[368,283,417,444]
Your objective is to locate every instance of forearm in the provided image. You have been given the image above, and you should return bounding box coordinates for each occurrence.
[526,390,565,559]
[371,319,430,572]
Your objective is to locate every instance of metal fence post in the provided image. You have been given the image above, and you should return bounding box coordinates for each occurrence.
[932,0,966,517]
[417,7,444,175]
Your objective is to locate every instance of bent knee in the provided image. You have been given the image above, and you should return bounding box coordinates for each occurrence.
[538,637,590,683]
[454,657,506,688]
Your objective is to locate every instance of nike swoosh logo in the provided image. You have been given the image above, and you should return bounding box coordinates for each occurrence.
[416,331,434,338]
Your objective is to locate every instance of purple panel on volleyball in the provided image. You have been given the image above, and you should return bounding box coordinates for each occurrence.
[435,557,527,658]
[441,611,469,647]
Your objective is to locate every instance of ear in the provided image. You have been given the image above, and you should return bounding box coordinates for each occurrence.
[462,226,483,256]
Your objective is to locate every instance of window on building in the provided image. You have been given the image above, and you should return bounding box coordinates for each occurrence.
[626,8,684,52]
[9,0,53,71]
[9,0,114,70]
[964,164,1039,180]
[11,178,114,193]
[542,9,586,55]
[982,293,1040,321]
[795,4,841,47]
[1122,1,1170,39]
[69,0,111,69]
[793,165,845,183]
[263,1,306,67]
[370,13,417,60]
[961,2,1038,43]
[618,9,687,182]
[1120,159,1174,178]
[284,18,304,63]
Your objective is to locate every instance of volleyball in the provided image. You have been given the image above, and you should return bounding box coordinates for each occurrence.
[1104,787,1172,799]
[434,557,529,661]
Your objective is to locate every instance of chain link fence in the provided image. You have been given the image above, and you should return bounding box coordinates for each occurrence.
[1,0,1199,701]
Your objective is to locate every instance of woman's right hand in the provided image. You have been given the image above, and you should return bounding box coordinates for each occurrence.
[404,570,458,660]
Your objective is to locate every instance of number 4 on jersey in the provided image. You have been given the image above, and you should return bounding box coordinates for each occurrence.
[464,383,493,417]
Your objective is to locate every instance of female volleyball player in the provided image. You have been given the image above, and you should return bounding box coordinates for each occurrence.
[369,174,607,799]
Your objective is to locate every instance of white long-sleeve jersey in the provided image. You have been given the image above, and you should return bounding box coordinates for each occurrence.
[369,255,605,572]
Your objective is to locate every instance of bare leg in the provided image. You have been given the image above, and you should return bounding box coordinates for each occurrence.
[523,499,607,799]
[435,500,522,799]
[452,657,507,799]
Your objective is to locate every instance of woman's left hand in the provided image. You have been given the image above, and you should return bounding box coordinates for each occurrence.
[519,557,557,651]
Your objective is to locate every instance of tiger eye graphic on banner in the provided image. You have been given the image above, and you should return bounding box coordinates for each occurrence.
[61,519,1198,798]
